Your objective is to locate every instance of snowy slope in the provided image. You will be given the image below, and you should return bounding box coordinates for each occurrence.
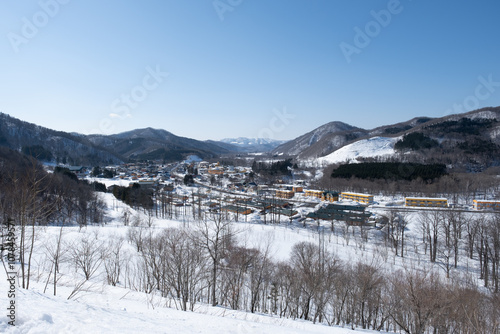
[314,136,400,165]
[0,192,392,334]
[0,276,373,334]
[0,186,490,333]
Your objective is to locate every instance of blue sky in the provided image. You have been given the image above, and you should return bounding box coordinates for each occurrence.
[1,0,500,141]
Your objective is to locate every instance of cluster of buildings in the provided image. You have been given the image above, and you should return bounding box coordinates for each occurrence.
[103,162,174,183]
[216,197,299,218]
[61,159,500,213]
[278,186,500,212]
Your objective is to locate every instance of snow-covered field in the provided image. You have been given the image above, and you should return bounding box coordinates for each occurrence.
[1,192,398,333]
[0,188,490,333]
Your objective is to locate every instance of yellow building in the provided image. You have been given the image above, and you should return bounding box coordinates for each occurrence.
[305,189,324,199]
[473,200,500,211]
[321,191,339,202]
[276,189,295,199]
[340,192,374,205]
[405,197,448,208]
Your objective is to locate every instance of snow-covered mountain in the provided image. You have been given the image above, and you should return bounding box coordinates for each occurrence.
[220,137,288,152]
[0,113,123,165]
[276,106,500,170]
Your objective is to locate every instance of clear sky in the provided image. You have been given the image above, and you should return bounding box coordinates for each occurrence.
[1,0,500,141]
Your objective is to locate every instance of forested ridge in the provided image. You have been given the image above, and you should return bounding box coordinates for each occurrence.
[331,162,447,182]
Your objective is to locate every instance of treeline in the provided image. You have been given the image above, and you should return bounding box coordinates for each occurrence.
[111,184,153,210]
[91,166,115,178]
[321,163,500,202]
[22,145,54,161]
[252,159,295,176]
[129,210,500,332]
[394,132,439,151]
[426,117,497,136]
[331,162,447,182]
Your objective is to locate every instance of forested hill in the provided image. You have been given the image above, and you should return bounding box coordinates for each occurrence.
[276,106,500,170]
[0,113,240,165]
[0,113,123,165]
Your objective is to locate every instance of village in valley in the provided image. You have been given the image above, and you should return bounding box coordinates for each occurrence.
[67,154,500,230]
[3,1,500,331]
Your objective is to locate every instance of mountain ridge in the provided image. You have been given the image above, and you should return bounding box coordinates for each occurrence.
[0,114,241,164]
[2,106,500,168]
[273,107,500,164]
[220,137,287,152]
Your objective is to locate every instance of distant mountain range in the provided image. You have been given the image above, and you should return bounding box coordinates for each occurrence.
[220,137,287,152]
[1,106,500,170]
[0,113,286,165]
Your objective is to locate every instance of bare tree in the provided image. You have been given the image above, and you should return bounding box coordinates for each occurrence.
[70,231,104,281]
[418,210,442,263]
[289,241,336,322]
[247,244,272,314]
[163,228,208,311]
[487,213,500,292]
[351,262,385,330]
[383,210,400,256]
[43,223,68,296]
[13,160,53,289]
[466,216,480,259]
[126,215,149,253]
[448,210,465,268]
[103,235,125,286]
[220,245,257,310]
[389,267,451,334]
[193,212,238,306]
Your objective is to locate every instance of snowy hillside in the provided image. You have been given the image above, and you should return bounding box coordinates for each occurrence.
[311,136,400,166]
[0,271,372,334]
[2,179,498,333]
[0,191,391,334]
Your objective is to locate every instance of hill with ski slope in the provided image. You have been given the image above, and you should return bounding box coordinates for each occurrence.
[276,106,500,170]
[312,136,400,166]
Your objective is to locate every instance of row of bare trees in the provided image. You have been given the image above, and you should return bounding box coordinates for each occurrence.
[412,210,500,291]
[0,155,106,290]
[4,198,500,333]
[377,207,500,293]
[116,215,498,333]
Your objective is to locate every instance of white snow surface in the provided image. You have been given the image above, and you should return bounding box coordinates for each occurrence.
[0,275,370,334]
[0,192,389,334]
[315,136,399,165]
